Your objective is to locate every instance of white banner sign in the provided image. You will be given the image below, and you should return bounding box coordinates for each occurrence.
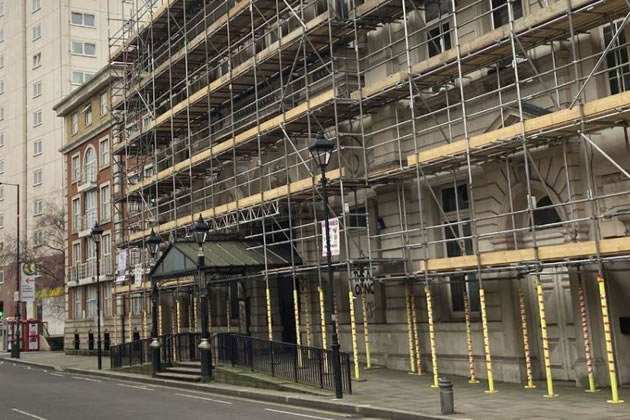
[116,249,127,283]
[134,263,143,287]
[321,218,340,257]
[20,263,37,304]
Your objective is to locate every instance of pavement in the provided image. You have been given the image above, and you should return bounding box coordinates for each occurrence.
[1,352,629,420]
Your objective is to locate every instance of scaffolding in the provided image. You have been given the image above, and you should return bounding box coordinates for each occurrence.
[109,0,630,400]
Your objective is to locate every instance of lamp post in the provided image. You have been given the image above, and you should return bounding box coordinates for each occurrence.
[146,228,162,374]
[309,131,343,399]
[90,222,104,370]
[0,182,20,359]
[193,214,212,380]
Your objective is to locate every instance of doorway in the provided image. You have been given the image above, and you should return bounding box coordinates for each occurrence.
[277,277,297,343]
[532,268,578,381]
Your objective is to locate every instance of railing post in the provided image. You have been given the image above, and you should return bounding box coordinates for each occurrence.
[249,339,254,372]
[293,345,299,383]
[318,349,324,389]
[346,354,352,394]
[270,341,275,377]
[231,335,237,367]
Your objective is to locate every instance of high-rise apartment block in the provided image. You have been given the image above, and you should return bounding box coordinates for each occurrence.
[0,0,125,337]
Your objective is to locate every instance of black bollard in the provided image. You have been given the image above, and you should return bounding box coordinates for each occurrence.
[439,377,454,415]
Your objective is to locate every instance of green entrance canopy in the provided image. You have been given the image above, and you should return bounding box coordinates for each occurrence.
[150,240,294,281]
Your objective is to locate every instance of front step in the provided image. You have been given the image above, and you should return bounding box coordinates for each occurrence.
[154,371,201,383]
[165,366,201,375]
[176,361,201,369]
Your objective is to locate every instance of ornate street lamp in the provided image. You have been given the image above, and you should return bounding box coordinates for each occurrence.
[309,131,343,399]
[193,214,212,380]
[146,228,162,374]
[90,221,104,370]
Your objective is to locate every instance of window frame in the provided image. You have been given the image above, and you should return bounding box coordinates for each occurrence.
[84,104,93,126]
[71,153,80,182]
[439,183,480,316]
[33,168,42,186]
[424,0,452,58]
[33,230,43,247]
[33,110,42,127]
[33,80,42,98]
[86,285,97,318]
[100,92,108,115]
[70,12,95,28]
[32,0,41,13]
[99,137,110,168]
[71,41,96,57]
[100,183,111,222]
[71,112,79,135]
[33,139,42,156]
[32,199,43,216]
[73,287,82,319]
[604,20,630,95]
[32,23,42,41]
[72,196,80,234]
[32,52,41,69]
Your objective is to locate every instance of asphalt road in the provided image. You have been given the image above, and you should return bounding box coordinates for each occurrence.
[0,361,374,420]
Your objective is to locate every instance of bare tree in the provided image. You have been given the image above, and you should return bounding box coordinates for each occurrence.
[0,200,65,288]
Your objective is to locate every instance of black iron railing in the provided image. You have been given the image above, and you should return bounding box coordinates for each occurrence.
[110,332,202,369]
[216,333,352,394]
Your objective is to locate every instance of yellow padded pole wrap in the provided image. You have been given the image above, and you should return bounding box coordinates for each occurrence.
[129,303,133,342]
[193,297,198,333]
[305,284,313,348]
[479,288,496,393]
[113,295,119,345]
[143,307,148,339]
[266,286,273,341]
[411,291,422,375]
[405,285,417,373]
[176,298,181,334]
[518,289,535,389]
[293,287,303,368]
[578,283,597,393]
[158,303,163,336]
[597,275,624,404]
[425,286,438,388]
[318,286,328,373]
[349,291,360,380]
[464,293,478,383]
[361,284,371,369]
[536,280,557,397]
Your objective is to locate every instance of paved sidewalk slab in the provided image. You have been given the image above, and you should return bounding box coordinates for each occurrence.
[2,351,629,419]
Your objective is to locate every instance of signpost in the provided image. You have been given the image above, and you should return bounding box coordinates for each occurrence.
[321,218,340,257]
[20,263,36,304]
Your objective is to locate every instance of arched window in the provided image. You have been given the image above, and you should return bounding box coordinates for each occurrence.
[531,196,561,229]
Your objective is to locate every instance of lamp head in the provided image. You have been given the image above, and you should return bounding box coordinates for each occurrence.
[91,222,104,243]
[308,130,334,170]
[146,228,162,259]
[193,214,210,247]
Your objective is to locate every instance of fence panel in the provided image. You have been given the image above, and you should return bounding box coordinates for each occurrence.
[216,333,352,394]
